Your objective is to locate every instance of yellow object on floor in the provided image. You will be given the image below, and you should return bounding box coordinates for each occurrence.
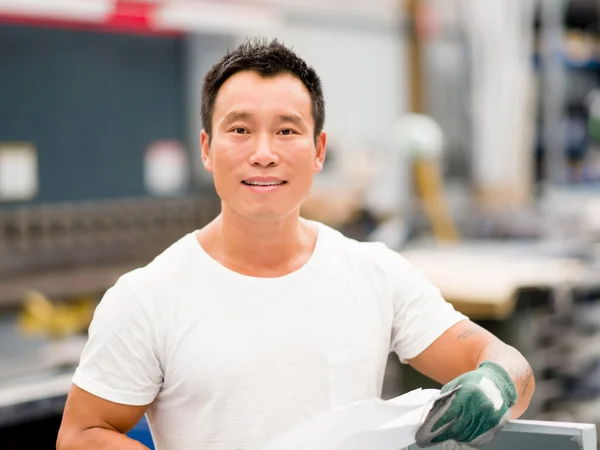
[18,291,95,339]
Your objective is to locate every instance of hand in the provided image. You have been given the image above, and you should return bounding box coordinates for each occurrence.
[415,361,518,448]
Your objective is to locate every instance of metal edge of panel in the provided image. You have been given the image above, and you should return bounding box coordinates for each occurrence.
[504,419,597,434]
[504,419,598,450]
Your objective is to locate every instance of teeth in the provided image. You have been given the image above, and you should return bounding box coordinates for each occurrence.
[244,181,283,186]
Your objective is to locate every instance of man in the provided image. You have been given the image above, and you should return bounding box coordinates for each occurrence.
[57,38,534,450]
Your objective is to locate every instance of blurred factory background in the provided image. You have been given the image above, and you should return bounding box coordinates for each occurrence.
[2,0,600,448]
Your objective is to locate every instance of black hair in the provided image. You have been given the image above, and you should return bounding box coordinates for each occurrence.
[201,38,325,143]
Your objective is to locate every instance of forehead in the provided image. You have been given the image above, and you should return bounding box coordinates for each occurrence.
[213,71,313,120]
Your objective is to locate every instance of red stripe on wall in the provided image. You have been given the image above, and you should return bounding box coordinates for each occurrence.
[107,0,154,31]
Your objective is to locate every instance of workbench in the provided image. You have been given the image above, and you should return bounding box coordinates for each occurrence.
[401,243,589,320]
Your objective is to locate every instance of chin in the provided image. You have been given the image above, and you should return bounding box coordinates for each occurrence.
[235,204,299,222]
[222,195,305,222]
[243,210,291,221]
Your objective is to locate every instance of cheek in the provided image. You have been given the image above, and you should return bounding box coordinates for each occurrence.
[284,143,316,170]
[211,148,244,174]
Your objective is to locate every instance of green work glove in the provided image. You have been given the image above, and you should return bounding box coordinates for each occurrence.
[415,361,517,448]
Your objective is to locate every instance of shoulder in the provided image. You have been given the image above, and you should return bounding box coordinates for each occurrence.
[116,232,198,306]
[315,221,413,278]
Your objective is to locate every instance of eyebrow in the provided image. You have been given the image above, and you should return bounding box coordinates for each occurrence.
[221,111,254,126]
[220,111,307,129]
[278,114,306,128]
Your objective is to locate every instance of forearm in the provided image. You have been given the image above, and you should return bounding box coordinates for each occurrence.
[58,427,149,450]
[477,342,535,419]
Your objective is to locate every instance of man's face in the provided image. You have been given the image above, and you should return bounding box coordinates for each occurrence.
[201,71,326,221]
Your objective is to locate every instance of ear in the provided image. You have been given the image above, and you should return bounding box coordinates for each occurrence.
[200,129,213,172]
[313,130,327,174]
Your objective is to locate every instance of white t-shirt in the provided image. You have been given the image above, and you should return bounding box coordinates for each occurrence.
[72,221,466,450]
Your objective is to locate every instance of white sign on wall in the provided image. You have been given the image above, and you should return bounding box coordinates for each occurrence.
[144,139,190,197]
[0,142,38,202]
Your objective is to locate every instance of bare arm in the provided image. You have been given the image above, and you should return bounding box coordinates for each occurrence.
[407,319,535,418]
[477,337,535,418]
[57,385,151,450]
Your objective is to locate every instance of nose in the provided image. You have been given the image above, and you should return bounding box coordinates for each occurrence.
[248,135,280,167]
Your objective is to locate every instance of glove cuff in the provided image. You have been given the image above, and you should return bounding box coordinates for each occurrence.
[478,360,518,409]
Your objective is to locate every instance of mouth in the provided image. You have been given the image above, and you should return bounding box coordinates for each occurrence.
[241,180,287,186]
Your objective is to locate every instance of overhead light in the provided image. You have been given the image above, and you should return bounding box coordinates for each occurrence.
[277,0,399,23]
[0,0,112,22]
[153,0,284,34]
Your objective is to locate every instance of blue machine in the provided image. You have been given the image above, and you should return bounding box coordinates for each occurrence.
[128,416,155,450]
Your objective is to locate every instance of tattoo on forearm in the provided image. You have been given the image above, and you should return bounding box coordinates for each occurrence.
[457,325,482,340]
[519,367,534,397]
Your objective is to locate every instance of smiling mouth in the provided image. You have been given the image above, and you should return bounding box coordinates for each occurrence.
[241,181,287,186]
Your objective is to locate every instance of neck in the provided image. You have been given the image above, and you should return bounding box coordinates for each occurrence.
[207,204,315,271]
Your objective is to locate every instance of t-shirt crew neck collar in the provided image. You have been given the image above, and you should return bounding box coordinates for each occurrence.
[188,221,326,286]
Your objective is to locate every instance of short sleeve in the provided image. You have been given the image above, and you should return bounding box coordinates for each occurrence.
[72,279,163,405]
[387,250,467,363]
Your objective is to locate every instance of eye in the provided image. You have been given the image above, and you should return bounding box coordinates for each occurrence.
[232,127,247,134]
[279,128,295,136]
